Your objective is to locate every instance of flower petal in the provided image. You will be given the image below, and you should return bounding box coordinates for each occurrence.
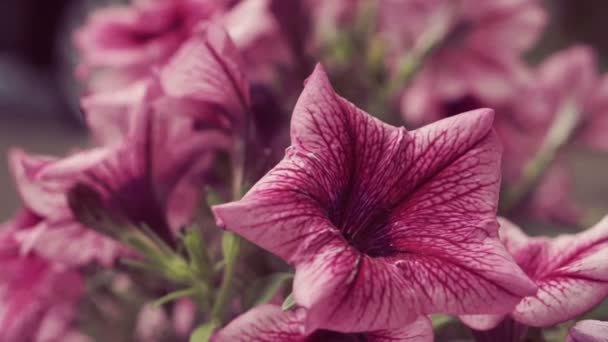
[160,24,250,119]
[502,217,608,327]
[567,320,608,342]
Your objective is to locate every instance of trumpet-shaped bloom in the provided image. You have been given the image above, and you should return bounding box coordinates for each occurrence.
[213,64,536,332]
[83,25,248,148]
[567,320,608,342]
[397,0,546,125]
[75,0,225,79]
[67,83,232,243]
[212,305,433,342]
[0,224,84,342]
[9,149,123,266]
[462,216,608,330]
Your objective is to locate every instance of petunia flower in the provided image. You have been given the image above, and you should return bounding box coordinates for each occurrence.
[75,0,227,89]
[396,0,546,126]
[83,24,247,150]
[66,82,232,244]
[462,216,608,331]
[567,320,608,342]
[211,304,433,342]
[0,222,84,342]
[76,0,286,92]
[9,149,123,266]
[212,64,536,332]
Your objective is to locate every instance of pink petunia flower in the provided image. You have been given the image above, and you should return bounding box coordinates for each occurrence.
[9,149,123,267]
[212,64,536,332]
[76,0,286,92]
[567,320,608,342]
[75,0,227,88]
[0,224,84,342]
[396,0,546,125]
[462,216,608,331]
[211,304,433,342]
[83,24,248,147]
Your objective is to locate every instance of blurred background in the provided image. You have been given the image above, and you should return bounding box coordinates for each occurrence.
[1,0,607,219]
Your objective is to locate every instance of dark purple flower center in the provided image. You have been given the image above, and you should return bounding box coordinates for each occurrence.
[307,330,368,342]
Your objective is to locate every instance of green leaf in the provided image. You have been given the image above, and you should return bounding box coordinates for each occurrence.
[254,273,294,306]
[190,321,218,342]
[282,292,296,311]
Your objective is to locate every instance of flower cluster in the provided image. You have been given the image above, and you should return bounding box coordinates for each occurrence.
[2,0,608,341]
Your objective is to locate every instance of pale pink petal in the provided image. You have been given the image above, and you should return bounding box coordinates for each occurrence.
[212,304,433,342]
[568,320,608,342]
[478,217,608,327]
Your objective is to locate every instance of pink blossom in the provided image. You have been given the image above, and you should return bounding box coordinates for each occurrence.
[83,24,248,148]
[462,216,608,330]
[213,64,536,332]
[75,0,226,87]
[0,224,84,342]
[76,0,287,91]
[9,149,123,266]
[398,0,546,125]
[567,320,608,342]
[212,304,433,341]
[66,82,232,244]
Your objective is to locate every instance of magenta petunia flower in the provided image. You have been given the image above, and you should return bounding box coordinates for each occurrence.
[83,24,247,148]
[212,304,433,342]
[397,0,546,125]
[75,0,226,82]
[213,64,536,332]
[66,83,232,244]
[0,224,84,342]
[462,216,608,330]
[76,0,285,92]
[9,149,123,266]
[567,320,608,342]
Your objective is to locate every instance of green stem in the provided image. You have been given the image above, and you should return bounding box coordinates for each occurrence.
[500,101,580,214]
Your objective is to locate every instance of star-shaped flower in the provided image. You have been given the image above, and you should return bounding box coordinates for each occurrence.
[213,64,536,332]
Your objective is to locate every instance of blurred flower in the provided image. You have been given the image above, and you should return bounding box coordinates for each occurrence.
[0,223,84,342]
[135,303,170,342]
[497,46,606,223]
[213,65,536,333]
[68,81,232,245]
[212,304,433,341]
[567,320,608,342]
[396,0,546,125]
[75,0,227,90]
[159,24,250,122]
[9,149,124,266]
[462,216,608,330]
[76,0,289,92]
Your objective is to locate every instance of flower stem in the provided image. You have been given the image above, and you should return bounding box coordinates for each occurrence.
[500,101,580,214]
